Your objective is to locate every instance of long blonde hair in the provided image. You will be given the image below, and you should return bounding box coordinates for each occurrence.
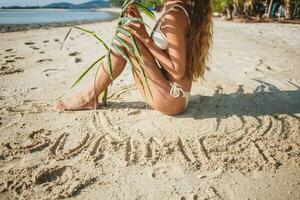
[185,0,213,80]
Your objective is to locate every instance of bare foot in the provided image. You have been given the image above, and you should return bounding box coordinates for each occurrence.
[57,89,100,111]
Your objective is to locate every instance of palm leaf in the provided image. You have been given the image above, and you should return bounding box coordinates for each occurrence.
[115,28,149,82]
[113,44,145,94]
[116,27,141,57]
[60,27,73,50]
[73,26,109,50]
[56,56,104,100]
[114,34,145,75]
[59,1,155,104]
[102,88,108,106]
[114,34,146,77]
[114,35,135,58]
[121,0,132,9]
[154,0,164,7]
[111,43,145,90]
[107,49,114,80]
[131,64,146,94]
[71,56,105,89]
[122,0,135,11]
[113,35,153,99]
[93,61,108,106]
[119,16,153,30]
[111,43,134,70]
[133,2,156,20]
[129,36,153,99]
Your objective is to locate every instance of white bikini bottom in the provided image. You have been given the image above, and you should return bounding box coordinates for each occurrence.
[169,82,190,109]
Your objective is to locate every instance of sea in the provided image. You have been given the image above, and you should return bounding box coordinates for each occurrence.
[0,9,116,24]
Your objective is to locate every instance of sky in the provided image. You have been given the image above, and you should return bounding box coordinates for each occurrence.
[0,0,109,7]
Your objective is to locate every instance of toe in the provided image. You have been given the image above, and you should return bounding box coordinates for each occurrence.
[56,100,66,111]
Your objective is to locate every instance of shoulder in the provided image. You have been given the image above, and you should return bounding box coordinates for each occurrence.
[164,5,190,31]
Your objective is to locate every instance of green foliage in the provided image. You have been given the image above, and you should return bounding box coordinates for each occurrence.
[110,0,124,6]
[111,0,163,8]
[293,0,300,18]
[60,0,156,105]
[213,0,234,12]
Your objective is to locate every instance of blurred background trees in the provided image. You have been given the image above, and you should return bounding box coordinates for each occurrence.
[213,0,300,19]
[110,0,300,19]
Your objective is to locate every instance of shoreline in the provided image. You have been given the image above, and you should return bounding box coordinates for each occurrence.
[0,8,121,33]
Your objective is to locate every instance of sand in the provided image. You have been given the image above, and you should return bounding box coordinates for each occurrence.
[0,11,300,199]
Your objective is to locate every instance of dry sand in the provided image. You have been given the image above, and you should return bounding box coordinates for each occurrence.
[0,11,300,199]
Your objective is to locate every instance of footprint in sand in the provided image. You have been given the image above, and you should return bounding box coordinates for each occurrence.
[37,59,53,63]
[40,51,45,54]
[5,48,13,52]
[43,40,49,43]
[4,55,16,59]
[0,67,24,75]
[54,39,60,42]
[15,56,25,60]
[266,65,272,70]
[34,165,71,185]
[25,42,35,45]
[75,58,82,63]
[30,46,40,50]
[256,59,273,72]
[0,66,8,70]
[68,52,80,56]
[5,59,16,63]
[42,68,60,76]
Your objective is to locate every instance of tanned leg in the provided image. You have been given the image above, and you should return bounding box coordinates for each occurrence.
[57,33,186,114]
[116,33,186,115]
[57,49,127,111]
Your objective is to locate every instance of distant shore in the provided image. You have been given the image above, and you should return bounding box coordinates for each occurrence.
[0,8,121,33]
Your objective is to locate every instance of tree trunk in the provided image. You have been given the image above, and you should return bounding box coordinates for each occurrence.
[267,0,274,17]
[285,0,293,19]
[226,8,233,20]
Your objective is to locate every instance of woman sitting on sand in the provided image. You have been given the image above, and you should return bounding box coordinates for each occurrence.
[57,0,213,115]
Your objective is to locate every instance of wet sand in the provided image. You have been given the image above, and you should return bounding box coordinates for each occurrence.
[0,12,300,199]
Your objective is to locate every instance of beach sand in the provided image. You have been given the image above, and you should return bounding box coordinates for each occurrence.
[0,11,300,199]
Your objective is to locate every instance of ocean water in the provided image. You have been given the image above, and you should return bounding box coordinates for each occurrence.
[0,9,116,24]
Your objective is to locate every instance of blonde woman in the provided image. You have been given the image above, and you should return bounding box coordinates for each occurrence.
[57,0,213,115]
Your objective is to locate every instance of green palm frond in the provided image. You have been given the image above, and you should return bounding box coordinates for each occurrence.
[60,27,72,50]
[114,34,152,99]
[70,56,105,89]
[56,56,104,100]
[122,0,134,10]
[59,0,156,105]
[155,0,164,7]
[73,26,109,50]
[116,27,141,57]
[118,16,153,30]
[133,2,156,20]
[111,42,146,97]
[106,50,113,80]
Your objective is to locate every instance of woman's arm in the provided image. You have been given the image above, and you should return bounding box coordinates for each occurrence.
[126,7,189,80]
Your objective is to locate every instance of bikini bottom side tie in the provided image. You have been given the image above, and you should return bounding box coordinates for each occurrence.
[169,82,190,109]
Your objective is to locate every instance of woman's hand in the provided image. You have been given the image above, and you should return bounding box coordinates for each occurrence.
[124,5,150,43]
[126,5,142,18]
